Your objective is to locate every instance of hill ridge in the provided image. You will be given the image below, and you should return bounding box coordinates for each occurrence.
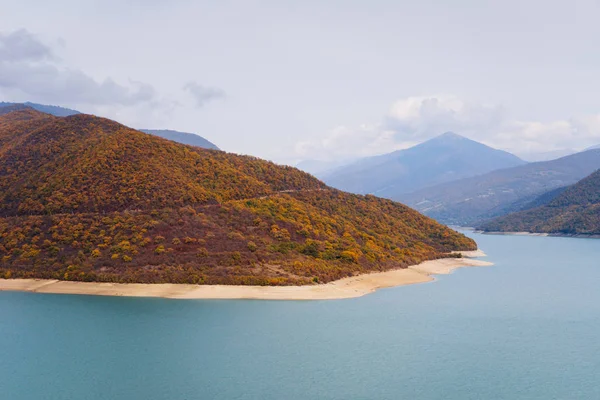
[479,169,600,234]
[0,109,475,286]
[399,148,600,225]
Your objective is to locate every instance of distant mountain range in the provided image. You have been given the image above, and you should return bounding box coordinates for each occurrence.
[295,159,357,176]
[0,101,219,150]
[480,169,600,235]
[0,101,80,117]
[399,149,600,225]
[140,129,219,150]
[320,132,526,197]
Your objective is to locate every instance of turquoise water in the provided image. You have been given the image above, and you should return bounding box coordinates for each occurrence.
[2,232,600,400]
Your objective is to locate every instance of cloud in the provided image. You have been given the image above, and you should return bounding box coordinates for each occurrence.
[384,95,507,142]
[0,29,158,107]
[294,124,415,161]
[183,81,225,107]
[295,95,600,161]
[0,29,54,62]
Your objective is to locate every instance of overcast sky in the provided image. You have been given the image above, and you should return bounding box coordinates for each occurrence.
[2,0,600,163]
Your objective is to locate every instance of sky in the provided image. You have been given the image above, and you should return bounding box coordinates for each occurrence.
[1,0,600,164]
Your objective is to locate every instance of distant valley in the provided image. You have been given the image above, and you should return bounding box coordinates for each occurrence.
[399,149,600,226]
[479,169,600,235]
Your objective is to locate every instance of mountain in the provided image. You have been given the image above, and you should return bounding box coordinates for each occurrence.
[0,101,80,117]
[0,109,475,285]
[480,170,600,235]
[585,144,600,151]
[400,149,600,225]
[0,104,32,116]
[321,132,526,198]
[140,129,219,150]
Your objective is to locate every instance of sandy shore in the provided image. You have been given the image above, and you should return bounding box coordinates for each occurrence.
[0,252,492,301]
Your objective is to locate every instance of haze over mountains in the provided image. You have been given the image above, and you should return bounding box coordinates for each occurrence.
[0,108,474,285]
[140,129,219,150]
[519,149,577,162]
[400,149,600,225]
[480,169,600,235]
[295,159,356,176]
[0,102,80,117]
[319,132,526,197]
[0,102,219,150]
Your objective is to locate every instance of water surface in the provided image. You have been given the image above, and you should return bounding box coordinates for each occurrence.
[2,232,600,399]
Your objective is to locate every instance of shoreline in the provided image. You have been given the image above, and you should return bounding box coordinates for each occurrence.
[0,253,492,301]
[476,230,600,239]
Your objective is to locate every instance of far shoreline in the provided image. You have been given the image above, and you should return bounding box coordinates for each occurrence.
[475,230,600,239]
[0,251,492,301]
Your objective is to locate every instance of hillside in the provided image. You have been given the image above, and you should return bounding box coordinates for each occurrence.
[140,129,219,150]
[0,109,475,285]
[321,132,526,197]
[480,170,600,234]
[399,149,600,225]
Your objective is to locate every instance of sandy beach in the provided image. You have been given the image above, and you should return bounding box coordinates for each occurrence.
[0,252,492,301]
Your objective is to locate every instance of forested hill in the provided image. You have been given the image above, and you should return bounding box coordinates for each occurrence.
[0,109,323,216]
[480,170,600,235]
[0,109,475,286]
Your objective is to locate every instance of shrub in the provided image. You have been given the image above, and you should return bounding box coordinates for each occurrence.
[300,240,320,258]
[340,250,361,263]
[247,241,258,252]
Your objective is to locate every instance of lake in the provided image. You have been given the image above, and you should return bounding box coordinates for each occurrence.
[2,232,600,400]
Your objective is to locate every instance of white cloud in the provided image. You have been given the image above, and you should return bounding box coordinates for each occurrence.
[294,124,416,161]
[295,94,600,161]
[0,29,160,107]
[183,82,225,108]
